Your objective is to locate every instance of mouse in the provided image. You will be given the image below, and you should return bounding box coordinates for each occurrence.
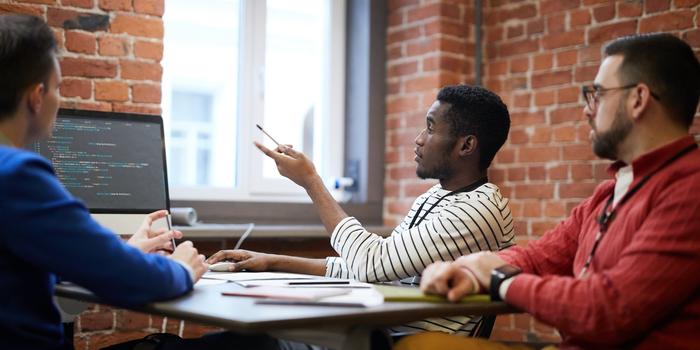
[208,262,237,272]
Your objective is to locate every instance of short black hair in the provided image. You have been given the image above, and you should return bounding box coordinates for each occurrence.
[0,14,57,120]
[437,84,510,170]
[604,33,700,128]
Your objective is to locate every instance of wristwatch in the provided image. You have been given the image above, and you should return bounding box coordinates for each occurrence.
[490,265,521,301]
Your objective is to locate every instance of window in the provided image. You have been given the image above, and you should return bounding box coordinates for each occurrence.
[162,0,346,201]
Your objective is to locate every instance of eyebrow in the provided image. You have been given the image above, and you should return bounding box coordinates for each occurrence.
[426,116,435,123]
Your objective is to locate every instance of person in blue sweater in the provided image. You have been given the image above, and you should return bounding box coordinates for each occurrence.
[0,14,208,350]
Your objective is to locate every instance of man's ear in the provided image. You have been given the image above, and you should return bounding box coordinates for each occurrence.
[629,83,652,121]
[457,135,478,157]
[26,83,45,115]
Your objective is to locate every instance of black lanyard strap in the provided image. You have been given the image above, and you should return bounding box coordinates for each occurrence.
[408,177,488,229]
[579,142,698,278]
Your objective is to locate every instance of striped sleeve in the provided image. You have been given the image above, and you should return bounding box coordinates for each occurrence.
[324,256,355,279]
[330,189,513,283]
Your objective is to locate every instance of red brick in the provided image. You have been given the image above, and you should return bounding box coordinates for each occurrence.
[514,184,555,199]
[519,146,559,162]
[494,148,516,164]
[580,44,602,63]
[588,20,637,44]
[563,144,596,160]
[683,29,700,47]
[134,40,163,60]
[423,56,466,73]
[592,4,615,23]
[510,111,546,126]
[95,81,129,102]
[498,38,539,57]
[388,0,419,11]
[60,78,92,99]
[528,165,546,181]
[132,83,161,103]
[553,125,577,142]
[116,311,150,330]
[120,60,162,81]
[557,86,580,104]
[551,106,584,124]
[387,26,421,45]
[406,39,439,56]
[531,127,551,143]
[61,100,112,112]
[645,0,670,13]
[407,3,459,22]
[533,53,553,71]
[111,14,163,38]
[99,0,131,11]
[542,30,585,50]
[134,0,164,16]
[387,96,421,114]
[618,2,643,18]
[405,75,441,93]
[113,103,161,115]
[534,90,555,106]
[65,31,96,54]
[571,164,593,180]
[79,311,114,332]
[639,11,695,33]
[570,9,591,27]
[404,182,433,197]
[21,0,55,3]
[513,93,531,108]
[388,61,419,77]
[674,0,700,8]
[574,64,599,83]
[62,0,94,8]
[509,129,529,144]
[510,57,529,73]
[545,202,566,217]
[560,182,597,198]
[61,58,117,78]
[522,200,542,218]
[506,24,524,39]
[541,0,580,14]
[0,4,44,16]
[507,167,526,182]
[499,4,537,22]
[99,36,129,57]
[532,70,571,88]
[548,164,568,180]
[389,128,420,147]
[556,50,578,67]
[546,14,566,32]
[526,18,545,35]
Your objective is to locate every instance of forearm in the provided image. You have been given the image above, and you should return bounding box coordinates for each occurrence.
[304,175,348,234]
[268,254,328,276]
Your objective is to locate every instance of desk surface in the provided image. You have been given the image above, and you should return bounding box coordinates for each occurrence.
[56,281,515,333]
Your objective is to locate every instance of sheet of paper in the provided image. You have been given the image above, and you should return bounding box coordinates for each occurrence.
[194,278,229,288]
[234,279,371,288]
[256,287,384,307]
[222,286,352,301]
[203,271,319,282]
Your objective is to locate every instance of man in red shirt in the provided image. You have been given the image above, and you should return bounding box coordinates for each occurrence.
[396,34,700,349]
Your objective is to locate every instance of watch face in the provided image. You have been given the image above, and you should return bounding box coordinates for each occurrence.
[495,265,522,278]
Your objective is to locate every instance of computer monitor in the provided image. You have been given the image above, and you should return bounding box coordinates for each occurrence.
[27,109,171,235]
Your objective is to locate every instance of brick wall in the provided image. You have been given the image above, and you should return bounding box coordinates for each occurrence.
[0,1,207,348]
[385,0,700,343]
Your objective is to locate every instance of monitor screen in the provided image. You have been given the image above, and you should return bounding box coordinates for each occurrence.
[27,109,170,213]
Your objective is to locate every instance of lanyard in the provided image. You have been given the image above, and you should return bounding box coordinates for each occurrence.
[578,143,698,278]
[408,177,488,229]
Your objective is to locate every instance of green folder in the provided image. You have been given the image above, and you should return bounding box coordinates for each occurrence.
[375,285,490,303]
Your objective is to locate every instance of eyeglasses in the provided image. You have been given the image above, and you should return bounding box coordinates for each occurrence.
[581,83,660,110]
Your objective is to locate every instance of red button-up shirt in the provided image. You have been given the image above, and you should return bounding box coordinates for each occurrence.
[500,136,700,349]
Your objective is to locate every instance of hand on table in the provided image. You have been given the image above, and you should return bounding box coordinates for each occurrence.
[206,249,277,272]
[171,241,208,282]
[420,252,508,302]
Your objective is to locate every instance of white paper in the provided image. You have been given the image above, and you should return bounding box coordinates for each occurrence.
[203,271,320,282]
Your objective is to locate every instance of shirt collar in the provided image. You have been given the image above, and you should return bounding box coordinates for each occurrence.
[607,136,698,179]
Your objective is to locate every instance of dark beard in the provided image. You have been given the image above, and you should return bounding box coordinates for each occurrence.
[416,157,454,181]
[592,101,633,160]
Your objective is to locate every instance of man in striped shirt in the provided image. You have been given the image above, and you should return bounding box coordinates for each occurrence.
[208,84,513,341]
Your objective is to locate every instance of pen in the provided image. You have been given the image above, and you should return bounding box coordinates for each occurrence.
[165,213,177,252]
[287,280,350,285]
[255,124,280,146]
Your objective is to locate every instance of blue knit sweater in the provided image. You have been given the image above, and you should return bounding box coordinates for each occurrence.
[0,146,192,350]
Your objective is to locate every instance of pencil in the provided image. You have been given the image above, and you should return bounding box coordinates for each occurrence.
[255,124,280,146]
